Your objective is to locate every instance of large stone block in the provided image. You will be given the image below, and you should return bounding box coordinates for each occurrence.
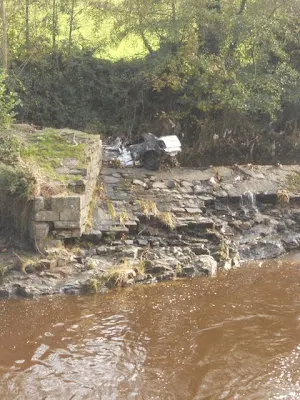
[35,210,59,222]
[51,196,83,212]
[30,222,50,240]
[185,208,202,214]
[32,196,44,212]
[54,228,83,239]
[54,221,81,229]
[71,228,83,237]
[35,259,57,271]
[194,255,218,277]
[60,210,81,221]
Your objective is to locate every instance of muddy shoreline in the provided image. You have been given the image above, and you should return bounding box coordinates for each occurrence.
[1,164,300,298]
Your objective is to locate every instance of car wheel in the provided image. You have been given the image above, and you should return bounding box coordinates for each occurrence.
[142,151,160,171]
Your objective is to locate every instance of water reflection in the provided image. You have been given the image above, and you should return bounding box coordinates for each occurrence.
[0,258,300,399]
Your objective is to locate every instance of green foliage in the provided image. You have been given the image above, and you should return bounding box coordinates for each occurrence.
[0,135,21,164]
[3,0,300,165]
[12,52,145,135]
[0,135,36,200]
[0,134,37,239]
[0,74,16,128]
[0,162,36,200]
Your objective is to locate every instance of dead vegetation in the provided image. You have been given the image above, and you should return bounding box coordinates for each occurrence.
[157,211,176,230]
[137,199,158,218]
[0,264,8,277]
[103,258,145,288]
[119,210,129,225]
[82,278,100,294]
[277,189,290,207]
[107,201,116,221]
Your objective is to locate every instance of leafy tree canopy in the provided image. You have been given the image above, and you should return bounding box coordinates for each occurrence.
[1,0,300,164]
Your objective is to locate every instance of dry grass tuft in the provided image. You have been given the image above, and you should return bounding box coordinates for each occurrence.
[82,278,99,293]
[175,264,182,276]
[19,158,65,198]
[107,201,116,222]
[13,253,39,273]
[135,259,145,276]
[277,189,290,207]
[138,199,158,218]
[119,210,129,225]
[103,258,145,288]
[0,264,8,277]
[104,266,134,287]
[157,211,176,230]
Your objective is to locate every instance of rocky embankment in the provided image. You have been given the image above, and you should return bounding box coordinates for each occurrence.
[1,164,300,298]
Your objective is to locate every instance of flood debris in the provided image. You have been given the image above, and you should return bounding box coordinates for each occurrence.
[103,133,182,170]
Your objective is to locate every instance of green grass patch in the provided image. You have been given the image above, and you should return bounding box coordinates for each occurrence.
[0,127,94,200]
[21,129,87,181]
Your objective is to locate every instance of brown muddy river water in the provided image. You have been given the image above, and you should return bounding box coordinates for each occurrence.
[0,258,300,400]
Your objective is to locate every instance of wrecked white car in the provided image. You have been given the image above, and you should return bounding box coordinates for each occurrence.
[104,133,182,170]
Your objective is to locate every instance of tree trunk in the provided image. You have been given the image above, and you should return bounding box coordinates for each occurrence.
[238,0,247,15]
[52,0,57,50]
[172,1,176,24]
[140,30,153,54]
[171,1,177,40]
[137,8,153,54]
[25,0,30,50]
[0,0,8,72]
[171,0,178,54]
[68,0,76,57]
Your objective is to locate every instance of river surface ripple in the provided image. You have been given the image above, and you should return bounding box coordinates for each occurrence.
[0,258,300,399]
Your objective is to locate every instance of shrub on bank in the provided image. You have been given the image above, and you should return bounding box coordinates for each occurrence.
[0,73,16,129]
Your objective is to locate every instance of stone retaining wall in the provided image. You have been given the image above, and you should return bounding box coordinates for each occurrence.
[3,162,300,298]
[29,136,102,248]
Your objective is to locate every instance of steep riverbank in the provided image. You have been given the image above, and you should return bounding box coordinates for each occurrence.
[1,163,300,298]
